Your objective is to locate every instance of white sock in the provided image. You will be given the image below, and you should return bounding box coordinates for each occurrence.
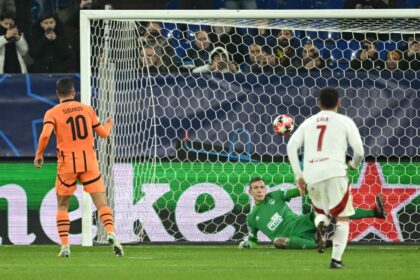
[314,214,330,227]
[332,220,350,261]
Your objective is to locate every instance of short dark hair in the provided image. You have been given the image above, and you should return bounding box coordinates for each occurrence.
[318,87,339,109]
[0,13,15,21]
[56,78,75,97]
[248,177,266,188]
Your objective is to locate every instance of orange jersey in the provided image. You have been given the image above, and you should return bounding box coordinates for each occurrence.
[37,100,112,174]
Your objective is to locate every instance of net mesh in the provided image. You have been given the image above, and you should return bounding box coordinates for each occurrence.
[88,17,419,244]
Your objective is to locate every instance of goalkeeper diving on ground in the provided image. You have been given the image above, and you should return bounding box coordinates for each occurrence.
[238,177,386,250]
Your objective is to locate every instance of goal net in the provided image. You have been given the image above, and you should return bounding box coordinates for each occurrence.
[80,10,420,245]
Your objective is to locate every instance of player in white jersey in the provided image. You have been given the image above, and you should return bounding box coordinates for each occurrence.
[287,87,364,269]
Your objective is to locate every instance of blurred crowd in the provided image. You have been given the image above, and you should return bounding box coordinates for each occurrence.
[0,0,419,74]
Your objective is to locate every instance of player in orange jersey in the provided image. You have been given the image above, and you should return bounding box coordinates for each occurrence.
[34,77,123,257]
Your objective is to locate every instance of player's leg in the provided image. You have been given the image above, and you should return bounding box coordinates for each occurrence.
[79,169,124,256]
[55,173,77,257]
[274,236,317,249]
[327,177,355,269]
[89,192,124,257]
[306,182,331,253]
[350,194,387,219]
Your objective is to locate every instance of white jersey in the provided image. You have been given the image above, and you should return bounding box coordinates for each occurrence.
[287,110,364,185]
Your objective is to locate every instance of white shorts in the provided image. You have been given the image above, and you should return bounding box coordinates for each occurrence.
[307,176,355,217]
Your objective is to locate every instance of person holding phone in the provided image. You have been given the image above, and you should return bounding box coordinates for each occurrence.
[350,39,385,71]
[29,13,71,73]
[0,13,28,73]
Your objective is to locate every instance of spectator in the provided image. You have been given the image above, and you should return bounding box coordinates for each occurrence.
[350,39,384,71]
[0,13,28,73]
[244,43,282,74]
[138,21,180,71]
[209,25,245,65]
[299,41,325,71]
[385,50,405,71]
[272,29,300,69]
[224,0,257,9]
[0,0,15,18]
[185,30,214,68]
[192,46,239,73]
[403,37,420,71]
[139,45,173,74]
[29,13,72,73]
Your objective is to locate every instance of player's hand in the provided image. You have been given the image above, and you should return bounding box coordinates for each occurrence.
[105,116,114,125]
[347,160,357,170]
[238,240,251,249]
[34,156,44,168]
[296,177,306,195]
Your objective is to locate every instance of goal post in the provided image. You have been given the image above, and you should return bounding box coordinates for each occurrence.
[80,9,420,246]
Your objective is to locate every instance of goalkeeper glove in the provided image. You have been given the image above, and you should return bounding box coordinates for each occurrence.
[347,160,358,170]
[238,240,251,249]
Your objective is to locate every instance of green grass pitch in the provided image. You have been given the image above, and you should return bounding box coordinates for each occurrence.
[1,245,420,280]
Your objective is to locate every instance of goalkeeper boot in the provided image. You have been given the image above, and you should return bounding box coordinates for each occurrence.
[107,232,124,257]
[57,245,70,258]
[316,221,327,253]
[373,194,387,219]
[330,259,344,269]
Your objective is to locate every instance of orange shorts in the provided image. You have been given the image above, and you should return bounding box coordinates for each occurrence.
[55,168,105,196]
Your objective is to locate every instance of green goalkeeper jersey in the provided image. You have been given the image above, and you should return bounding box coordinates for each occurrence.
[247,189,316,243]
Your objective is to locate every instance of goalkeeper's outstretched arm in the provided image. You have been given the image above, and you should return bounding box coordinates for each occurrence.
[238,234,258,249]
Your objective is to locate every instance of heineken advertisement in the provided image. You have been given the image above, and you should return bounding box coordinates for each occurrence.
[0,162,419,244]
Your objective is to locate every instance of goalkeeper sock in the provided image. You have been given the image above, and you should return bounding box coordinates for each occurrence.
[56,210,70,246]
[331,220,350,262]
[286,237,317,249]
[98,206,114,233]
[350,208,375,219]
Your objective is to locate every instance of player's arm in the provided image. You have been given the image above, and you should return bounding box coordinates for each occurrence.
[93,116,113,138]
[283,188,302,200]
[286,126,305,189]
[239,217,258,249]
[347,120,364,170]
[270,188,301,203]
[34,123,54,168]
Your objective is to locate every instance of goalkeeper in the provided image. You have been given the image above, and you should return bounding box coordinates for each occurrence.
[239,177,386,249]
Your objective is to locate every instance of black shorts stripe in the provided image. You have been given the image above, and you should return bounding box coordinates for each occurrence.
[92,123,101,128]
[83,151,87,172]
[56,220,70,223]
[57,175,77,188]
[59,234,68,237]
[104,222,113,226]
[100,213,112,219]
[57,222,70,225]
[103,219,113,224]
[81,174,101,186]
[58,230,68,233]
[72,152,76,173]
[44,121,54,126]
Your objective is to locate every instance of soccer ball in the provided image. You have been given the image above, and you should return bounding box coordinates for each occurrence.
[273,114,294,136]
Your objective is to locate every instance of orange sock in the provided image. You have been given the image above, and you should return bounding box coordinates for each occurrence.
[56,210,70,245]
[98,206,114,233]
